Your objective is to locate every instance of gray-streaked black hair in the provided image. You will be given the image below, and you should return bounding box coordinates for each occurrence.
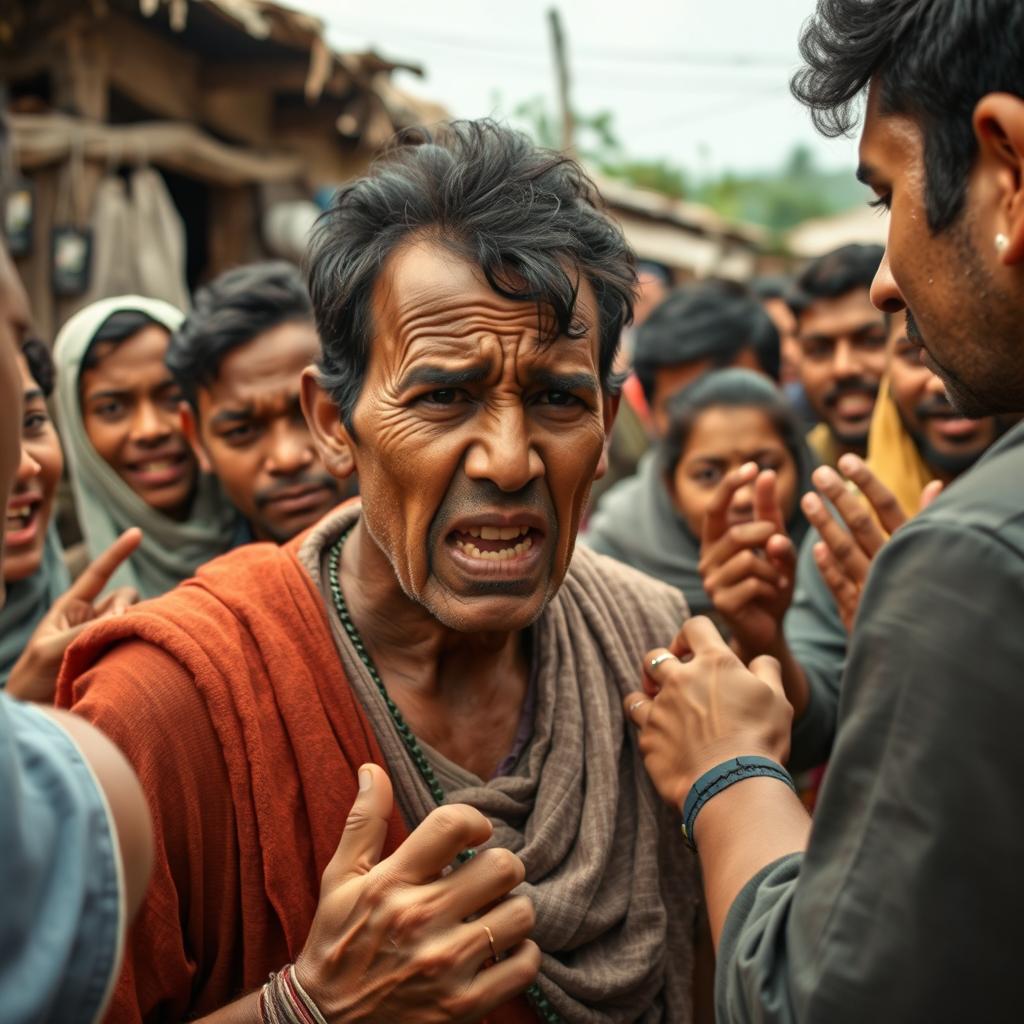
[82,311,163,372]
[791,0,1024,233]
[166,261,314,411]
[305,119,637,429]
[660,367,816,548]
[788,243,884,320]
[633,279,781,398]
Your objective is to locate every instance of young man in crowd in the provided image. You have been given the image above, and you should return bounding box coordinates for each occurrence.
[166,261,346,545]
[789,244,887,466]
[626,1,1024,1019]
[632,279,780,437]
[58,122,700,1023]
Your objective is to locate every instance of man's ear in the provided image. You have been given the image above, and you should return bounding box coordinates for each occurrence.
[973,93,1024,265]
[179,401,213,475]
[300,367,355,479]
[593,392,621,481]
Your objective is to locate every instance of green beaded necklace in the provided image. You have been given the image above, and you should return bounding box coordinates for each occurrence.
[327,527,563,1024]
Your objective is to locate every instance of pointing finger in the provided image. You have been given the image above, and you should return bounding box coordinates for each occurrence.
[836,454,906,536]
[702,462,759,547]
[754,470,786,532]
[64,529,143,606]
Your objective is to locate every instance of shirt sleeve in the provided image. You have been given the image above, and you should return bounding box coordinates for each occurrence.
[0,694,125,1024]
[716,519,1024,1022]
[783,529,847,773]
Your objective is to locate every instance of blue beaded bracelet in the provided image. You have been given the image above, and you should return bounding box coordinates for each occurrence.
[680,755,796,850]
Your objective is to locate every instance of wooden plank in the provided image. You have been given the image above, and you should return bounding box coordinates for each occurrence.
[102,11,200,122]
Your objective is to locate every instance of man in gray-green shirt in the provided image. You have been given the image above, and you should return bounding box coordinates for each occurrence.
[624,1,1024,1020]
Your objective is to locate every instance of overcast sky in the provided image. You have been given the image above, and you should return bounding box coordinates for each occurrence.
[296,0,863,178]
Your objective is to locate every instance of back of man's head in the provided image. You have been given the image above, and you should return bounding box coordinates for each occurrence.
[792,0,1024,235]
[789,244,884,320]
[167,261,313,413]
[633,279,779,407]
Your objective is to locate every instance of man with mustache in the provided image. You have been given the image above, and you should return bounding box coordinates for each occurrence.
[785,315,1011,771]
[790,244,887,467]
[625,0,1024,1019]
[166,261,347,545]
[57,122,699,1023]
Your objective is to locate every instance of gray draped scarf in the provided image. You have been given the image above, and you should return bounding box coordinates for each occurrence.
[0,526,70,686]
[299,504,699,1023]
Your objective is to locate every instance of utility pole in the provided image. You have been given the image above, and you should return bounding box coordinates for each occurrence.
[547,7,574,153]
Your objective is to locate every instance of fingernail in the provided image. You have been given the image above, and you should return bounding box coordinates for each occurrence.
[813,466,837,487]
[837,454,859,474]
[741,461,758,474]
[801,492,819,512]
[359,767,373,792]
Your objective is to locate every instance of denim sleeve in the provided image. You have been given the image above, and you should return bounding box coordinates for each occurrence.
[0,695,124,1024]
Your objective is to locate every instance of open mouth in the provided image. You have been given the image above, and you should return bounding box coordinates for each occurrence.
[831,392,875,421]
[451,523,536,563]
[125,452,189,486]
[926,414,981,443]
[5,498,42,547]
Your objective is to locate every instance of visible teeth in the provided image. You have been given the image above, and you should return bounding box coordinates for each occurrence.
[454,536,533,561]
[139,459,175,472]
[475,525,529,541]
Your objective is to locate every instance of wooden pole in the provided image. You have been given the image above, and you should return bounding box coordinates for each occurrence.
[547,7,574,153]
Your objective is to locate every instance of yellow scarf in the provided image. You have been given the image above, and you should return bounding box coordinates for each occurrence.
[865,377,933,518]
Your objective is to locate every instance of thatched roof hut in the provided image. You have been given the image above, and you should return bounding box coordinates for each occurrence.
[1,0,447,336]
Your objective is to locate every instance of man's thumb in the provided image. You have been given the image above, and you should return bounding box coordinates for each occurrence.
[323,763,394,887]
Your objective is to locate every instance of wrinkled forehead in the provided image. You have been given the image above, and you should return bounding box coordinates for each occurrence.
[368,239,600,372]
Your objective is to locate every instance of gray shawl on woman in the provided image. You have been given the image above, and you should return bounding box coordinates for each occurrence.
[302,504,699,1023]
[52,295,241,600]
[0,527,70,686]
[582,452,711,616]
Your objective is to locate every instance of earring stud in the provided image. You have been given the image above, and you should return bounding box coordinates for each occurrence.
[995,232,1009,253]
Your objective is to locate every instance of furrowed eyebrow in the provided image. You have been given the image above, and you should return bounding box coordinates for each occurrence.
[86,388,131,401]
[23,388,44,403]
[397,365,491,391]
[210,407,255,425]
[531,370,599,394]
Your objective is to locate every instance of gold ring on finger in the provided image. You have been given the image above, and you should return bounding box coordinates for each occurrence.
[649,653,677,670]
[628,698,649,714]
[483,924,499,961]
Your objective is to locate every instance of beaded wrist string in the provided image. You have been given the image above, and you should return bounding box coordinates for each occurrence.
[327,527,563,1024]
[260,964,328,1024]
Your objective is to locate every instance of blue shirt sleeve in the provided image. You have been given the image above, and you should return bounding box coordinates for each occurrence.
[0,694,124,1024]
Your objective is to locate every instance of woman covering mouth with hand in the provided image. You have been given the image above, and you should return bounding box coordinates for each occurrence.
[54,296,241,600]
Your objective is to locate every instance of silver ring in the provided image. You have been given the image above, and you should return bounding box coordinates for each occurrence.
[649,652,677,670]
[628,698,649,714]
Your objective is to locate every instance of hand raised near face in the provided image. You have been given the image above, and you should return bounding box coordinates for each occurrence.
[6,528,143,703]
[802,455,943,632]
[623,616,793,808]
[294,764,540,1023]
[698,463,797,660]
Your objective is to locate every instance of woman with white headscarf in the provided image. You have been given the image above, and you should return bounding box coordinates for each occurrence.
[54,295,242,600]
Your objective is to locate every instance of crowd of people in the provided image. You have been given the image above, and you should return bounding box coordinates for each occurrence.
[2,0,1023,1021]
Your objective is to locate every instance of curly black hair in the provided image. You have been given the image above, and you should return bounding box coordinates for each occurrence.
[791,0,1024,232]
